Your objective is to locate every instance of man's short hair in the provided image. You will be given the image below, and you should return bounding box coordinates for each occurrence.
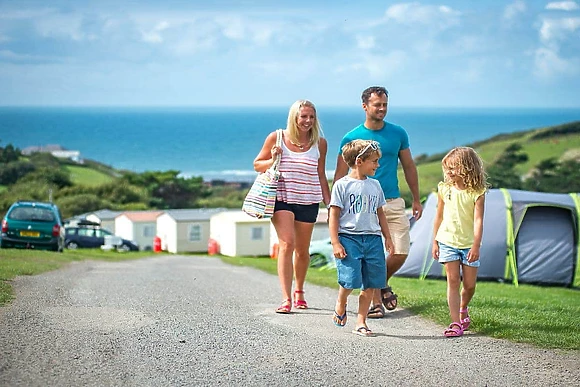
[361,86,389,104]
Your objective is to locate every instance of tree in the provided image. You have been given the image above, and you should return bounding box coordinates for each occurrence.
[487,143,528,189]
[0,142,21,163]
[0,161,36,185]
[524,158,580,193]
[121,170,211,208]
[19,167,72,189]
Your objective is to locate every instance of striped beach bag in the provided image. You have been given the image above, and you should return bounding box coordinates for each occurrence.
[242,129,282,219]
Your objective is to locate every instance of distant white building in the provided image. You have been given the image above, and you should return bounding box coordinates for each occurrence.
[21,144,83,163]
[51,150,83,163]
[210,211,271,257]
[115,211,163,250]
[156,208,225,254]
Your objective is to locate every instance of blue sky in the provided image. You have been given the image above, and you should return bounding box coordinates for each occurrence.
[0,0,579,107]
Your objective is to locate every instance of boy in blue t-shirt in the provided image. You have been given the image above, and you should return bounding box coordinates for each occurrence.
[329,139,395,337]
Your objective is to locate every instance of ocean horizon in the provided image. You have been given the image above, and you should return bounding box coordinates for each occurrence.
[1,106,579,182]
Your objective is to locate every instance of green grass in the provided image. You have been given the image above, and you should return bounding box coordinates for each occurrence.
[220,255,580,351]
[0,248,157,305]
[66,165,114,186]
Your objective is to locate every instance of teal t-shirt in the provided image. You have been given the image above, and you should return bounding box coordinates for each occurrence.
[338,122,410,199]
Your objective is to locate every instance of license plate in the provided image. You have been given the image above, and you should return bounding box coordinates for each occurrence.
[20,231,40,237]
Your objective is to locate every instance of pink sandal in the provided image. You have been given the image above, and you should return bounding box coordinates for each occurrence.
[275,299,292,314]
[460,307,471,330]
[444,322,464,337]
[293,290,308,309]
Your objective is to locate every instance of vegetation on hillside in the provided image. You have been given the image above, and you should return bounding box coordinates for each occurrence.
[1,120,579,218]
[398,120,580,202]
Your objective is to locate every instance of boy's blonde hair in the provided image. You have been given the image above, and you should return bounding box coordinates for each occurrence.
[341,140,382,168]
[441,147,489,192]
[286,100,322,148]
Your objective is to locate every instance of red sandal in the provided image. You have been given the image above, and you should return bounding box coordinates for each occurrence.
[460,307,471,330]
[444,322,464,337]
[293,290,308,309]
[275,299,292,314]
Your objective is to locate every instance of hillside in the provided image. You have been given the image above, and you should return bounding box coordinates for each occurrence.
[399,120,580,199]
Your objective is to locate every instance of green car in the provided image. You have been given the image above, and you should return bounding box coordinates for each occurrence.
[0,201,65,252]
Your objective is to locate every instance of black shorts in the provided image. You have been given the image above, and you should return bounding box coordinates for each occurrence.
[274,201,319,223]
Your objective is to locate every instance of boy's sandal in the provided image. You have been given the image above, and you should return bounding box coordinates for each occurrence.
[444,322,464,337]
[381,286,398,311]
[352,326,375,337]
[460,307,471,330]
[333,304,347,327]
[275,299,292,314]
[367,304,386,319]
[293,289,308,309]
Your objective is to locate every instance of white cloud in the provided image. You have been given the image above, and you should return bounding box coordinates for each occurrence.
[217,17,246,40]
[503,0,527,21]
[356,35,375,50]
[539,17,580,44]
[546,1,580,11]
[141,21,170,43]
[534,47,578,77]
[35,13,88,41]
[335,50,408,78]
[384,2,461,29]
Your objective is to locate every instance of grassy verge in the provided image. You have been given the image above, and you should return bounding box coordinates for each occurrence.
[220,255,580,351]
[0,249,157,305]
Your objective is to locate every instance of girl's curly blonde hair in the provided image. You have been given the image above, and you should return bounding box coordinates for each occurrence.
[441,147,489,192]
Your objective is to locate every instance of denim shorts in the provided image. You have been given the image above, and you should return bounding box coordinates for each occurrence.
[437,242,480,268]
[274,201,319,223]
[335,233,386,290]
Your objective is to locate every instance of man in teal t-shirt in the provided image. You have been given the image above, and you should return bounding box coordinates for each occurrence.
[333,86,423,318]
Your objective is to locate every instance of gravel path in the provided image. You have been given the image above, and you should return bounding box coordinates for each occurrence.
[0,255,578,387]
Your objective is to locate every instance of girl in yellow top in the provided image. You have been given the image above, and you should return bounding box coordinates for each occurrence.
[432,147,489,337]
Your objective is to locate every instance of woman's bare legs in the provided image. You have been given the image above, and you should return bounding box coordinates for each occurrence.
[444,261,462,324]
[272,210,296,302]
[293,220,315,302]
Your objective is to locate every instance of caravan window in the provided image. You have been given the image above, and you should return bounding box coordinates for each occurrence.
[188,224,201,242]
[251,227,263,240]
[143,225,155,237]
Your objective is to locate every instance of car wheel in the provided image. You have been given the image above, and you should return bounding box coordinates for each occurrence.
[309,253,328,268]
[66,241,79,249]
[118,244,131,252]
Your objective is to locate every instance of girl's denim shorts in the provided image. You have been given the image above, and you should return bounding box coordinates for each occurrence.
[438,242,480,268]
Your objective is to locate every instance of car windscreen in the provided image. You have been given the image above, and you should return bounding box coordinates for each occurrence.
[9,207,55,222]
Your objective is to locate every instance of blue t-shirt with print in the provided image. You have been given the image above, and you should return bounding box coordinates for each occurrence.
[338,122,410,199]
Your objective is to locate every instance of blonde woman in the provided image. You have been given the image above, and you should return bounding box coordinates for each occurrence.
[253,100,331,314]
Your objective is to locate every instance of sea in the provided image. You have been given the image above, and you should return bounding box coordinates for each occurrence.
[1,106,579,182]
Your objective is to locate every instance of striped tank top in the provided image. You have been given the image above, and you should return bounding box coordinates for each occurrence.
[276,139,323,205]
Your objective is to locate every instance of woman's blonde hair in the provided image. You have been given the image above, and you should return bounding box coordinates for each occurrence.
[286,100,322,147]
[441,147,489,192]
[341,139,382,168]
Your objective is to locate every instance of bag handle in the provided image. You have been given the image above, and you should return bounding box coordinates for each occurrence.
[271,129,283,171]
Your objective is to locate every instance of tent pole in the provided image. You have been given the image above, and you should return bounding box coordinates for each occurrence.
[570,193,580,286]
[500,189,519,287]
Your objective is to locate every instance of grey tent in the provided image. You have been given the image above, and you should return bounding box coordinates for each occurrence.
[396,189,580,287]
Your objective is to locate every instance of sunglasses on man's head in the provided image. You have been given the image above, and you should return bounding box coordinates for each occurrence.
[356,141,380,160]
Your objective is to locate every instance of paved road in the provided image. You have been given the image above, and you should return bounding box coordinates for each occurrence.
[1,255,578,387]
